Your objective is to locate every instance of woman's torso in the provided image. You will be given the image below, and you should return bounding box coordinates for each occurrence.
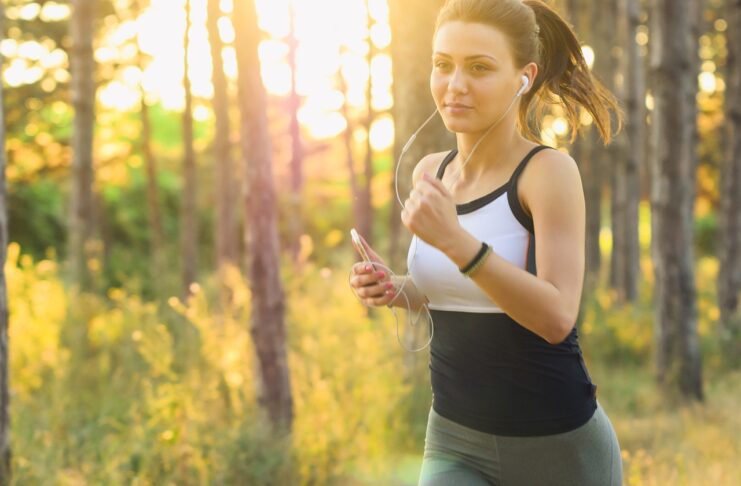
[407,145,598,436]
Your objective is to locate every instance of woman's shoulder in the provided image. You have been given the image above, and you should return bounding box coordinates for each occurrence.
[412,150,452,186]
[518,146,581,218]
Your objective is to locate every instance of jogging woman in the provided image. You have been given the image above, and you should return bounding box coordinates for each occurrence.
[350,1,624,484]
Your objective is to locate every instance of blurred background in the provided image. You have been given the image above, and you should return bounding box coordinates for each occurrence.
[0,0,739,484]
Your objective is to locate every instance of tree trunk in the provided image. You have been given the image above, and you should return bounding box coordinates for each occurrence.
[233,0,293,432]
[135,0,165,296]
[614,0,644,302]
[387,0,454,272]
[181,0,198,300]
[567,0,602,294]
[338,52,364,243]
[207,0,239,302]
[0,5,12,482]
[360,8,377,249]
[718,0,741,364]
[648,0,703,401]
[286,3,305,263]
[69,0,96,291]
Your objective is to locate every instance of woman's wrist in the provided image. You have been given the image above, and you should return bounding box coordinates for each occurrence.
[441,228,482,268]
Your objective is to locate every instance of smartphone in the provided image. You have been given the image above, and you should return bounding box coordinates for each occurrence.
[350,228,376,270]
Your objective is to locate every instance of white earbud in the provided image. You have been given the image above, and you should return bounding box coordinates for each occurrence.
[516,75,530,97]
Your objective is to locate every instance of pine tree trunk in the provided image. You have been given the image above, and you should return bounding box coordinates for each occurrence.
[566,0,602,293]
[388,0,454,272]
[207,0,239,298]
[360,7,377,249]
[648,0,703,401]
[718,0,741,364]
[0,5,12,481]
[233,0,293,432]
[338,60,364,238]
[615,0,644,302]
[181,0,198,299]
[69,0,96,291]
[286,3,304,263]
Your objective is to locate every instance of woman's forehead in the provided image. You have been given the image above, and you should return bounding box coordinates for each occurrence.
[433,21,513,64]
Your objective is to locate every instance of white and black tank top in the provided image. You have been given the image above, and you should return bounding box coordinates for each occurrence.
[407,145,598,437]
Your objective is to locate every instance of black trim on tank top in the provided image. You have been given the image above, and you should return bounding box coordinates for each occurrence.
[436,145,554,217]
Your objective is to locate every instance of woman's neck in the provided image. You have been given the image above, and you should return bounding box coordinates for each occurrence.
[452,121,529,185]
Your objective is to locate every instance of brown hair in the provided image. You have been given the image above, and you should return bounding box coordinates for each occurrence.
[433,0,623,145]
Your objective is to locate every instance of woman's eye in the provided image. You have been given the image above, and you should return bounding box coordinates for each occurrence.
[471,64,489,72]
[434,62,450,70]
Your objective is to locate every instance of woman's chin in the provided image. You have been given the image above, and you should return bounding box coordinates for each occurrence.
[442,118,481,134]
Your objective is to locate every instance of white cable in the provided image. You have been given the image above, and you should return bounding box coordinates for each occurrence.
[350,84,524,352]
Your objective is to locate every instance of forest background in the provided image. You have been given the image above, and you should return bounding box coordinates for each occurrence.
[0,0,739,484]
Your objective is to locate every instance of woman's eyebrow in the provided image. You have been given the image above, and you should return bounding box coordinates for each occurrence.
[432,52,499,63]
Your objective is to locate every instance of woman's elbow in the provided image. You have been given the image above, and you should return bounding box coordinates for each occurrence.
[546,314,577,345]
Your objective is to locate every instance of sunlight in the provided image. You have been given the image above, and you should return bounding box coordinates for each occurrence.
[582,45,595,70]
[11,0,394,142]
[370,115,394,151]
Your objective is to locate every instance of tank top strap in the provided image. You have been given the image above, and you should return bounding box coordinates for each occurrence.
[435,149,458,179]
[507,144,554,186]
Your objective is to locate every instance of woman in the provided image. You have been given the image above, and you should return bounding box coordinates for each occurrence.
[349,0,623,484]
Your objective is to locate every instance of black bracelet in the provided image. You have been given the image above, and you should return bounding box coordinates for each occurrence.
[459,242,489,274]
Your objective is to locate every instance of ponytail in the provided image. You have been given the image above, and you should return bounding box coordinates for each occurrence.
[523,0,623,145]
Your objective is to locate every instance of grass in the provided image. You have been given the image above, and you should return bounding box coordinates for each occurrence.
[345,362,741,486]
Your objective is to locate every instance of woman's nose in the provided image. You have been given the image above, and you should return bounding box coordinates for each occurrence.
[448,68,468,94]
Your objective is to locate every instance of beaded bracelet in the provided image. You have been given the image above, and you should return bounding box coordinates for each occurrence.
[459,242,492,277]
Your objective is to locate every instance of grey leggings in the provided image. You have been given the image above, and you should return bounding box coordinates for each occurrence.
[419,401,623,485]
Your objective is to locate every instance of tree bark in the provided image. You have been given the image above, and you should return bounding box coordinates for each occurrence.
[567,0,602,293]
[613,0,644,302]
[69,0,96,291]
[233,0,293,432]
[134,0,165,296]
[360,8,377,249]
[181,0,198,300]
[207,0,239,300]
[648,0,703,401]
[337,51,364,243]
[286,3,305,263]
[718,0,741,364]
[0,5,12,482]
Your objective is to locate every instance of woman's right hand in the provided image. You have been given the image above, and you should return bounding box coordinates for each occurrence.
[349,233,396,307]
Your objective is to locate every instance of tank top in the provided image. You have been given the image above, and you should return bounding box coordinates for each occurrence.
[407,145,598,437]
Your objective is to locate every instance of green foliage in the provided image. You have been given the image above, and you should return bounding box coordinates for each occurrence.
[8,243,413,484]
[8,179,66,259]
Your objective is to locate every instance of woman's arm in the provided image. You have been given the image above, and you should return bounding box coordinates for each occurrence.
[439,151,586,345]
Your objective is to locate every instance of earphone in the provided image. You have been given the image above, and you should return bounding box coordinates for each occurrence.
[349,74,531,352]
[517,75,530,97]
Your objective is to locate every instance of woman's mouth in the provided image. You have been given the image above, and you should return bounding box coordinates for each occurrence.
[444,103,473,114]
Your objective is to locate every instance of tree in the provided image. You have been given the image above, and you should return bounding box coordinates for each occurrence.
[387,0,454,271]
[286,2,305,262]
[181,0,198,299]
[0,5,11,482]
[718,0,741,364]
[207,0,239,298]
[69,0,96,291]
[648,0,703,400]
[566,0,603,294]
[233,0,293,432]
[612,0,644,303]
[134,0,166,295]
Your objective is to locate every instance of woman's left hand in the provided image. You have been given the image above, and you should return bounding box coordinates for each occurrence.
[401,172,463,252]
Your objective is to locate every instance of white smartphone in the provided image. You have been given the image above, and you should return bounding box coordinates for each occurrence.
[350,228,376,270]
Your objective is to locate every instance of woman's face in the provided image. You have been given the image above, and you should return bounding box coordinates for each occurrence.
[431,21,523,133]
